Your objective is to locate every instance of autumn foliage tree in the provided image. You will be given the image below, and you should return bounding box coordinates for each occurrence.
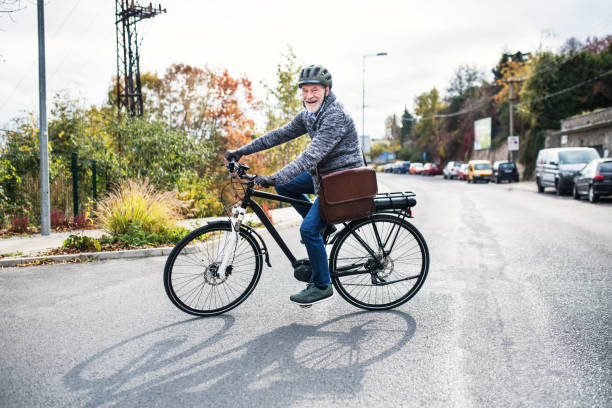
[258,46,308,173]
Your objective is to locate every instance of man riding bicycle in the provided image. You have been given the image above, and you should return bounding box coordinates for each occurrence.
[225,64,365,306]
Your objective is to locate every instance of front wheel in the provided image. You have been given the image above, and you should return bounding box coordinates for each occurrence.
[164,223,263,316]
[329,214,429,310]
[537,178,544,193]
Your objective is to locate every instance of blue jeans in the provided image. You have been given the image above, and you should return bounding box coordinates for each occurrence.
[275,172,331,287]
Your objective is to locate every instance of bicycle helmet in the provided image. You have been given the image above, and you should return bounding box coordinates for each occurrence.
[298,64,332,88]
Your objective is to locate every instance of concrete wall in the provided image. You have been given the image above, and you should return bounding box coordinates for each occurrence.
[547,127,612,157]
[546,106,612,158]
[561,107,612,131]
[470,142,526,177]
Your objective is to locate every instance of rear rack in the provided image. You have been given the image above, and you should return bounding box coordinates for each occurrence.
[374,191,417,212]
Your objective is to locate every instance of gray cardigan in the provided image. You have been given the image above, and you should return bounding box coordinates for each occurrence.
[239,91,364,191]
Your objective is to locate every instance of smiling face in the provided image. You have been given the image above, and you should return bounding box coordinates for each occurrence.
[301,84,329,113]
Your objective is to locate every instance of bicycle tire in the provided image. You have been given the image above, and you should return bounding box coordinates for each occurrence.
[329,214,429,311]
[164,223,263,316]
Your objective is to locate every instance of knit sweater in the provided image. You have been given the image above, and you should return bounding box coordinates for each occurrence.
[239,91,364,191]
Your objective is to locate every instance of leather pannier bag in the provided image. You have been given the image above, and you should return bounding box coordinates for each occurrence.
[318,167,378,224]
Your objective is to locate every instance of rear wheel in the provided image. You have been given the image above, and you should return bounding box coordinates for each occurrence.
[329,214,429,310]
[164,223,263,316]
[555,180,563,196]
[588,186,599,203]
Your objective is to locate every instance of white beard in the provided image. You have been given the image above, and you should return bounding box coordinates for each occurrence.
[305,100,322,113]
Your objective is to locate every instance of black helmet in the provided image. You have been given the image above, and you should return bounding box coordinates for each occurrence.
[298,64,332,88]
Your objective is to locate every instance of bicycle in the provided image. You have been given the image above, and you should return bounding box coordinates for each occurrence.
[163,161,430,316]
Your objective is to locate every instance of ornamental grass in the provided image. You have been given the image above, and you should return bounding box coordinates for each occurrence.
[95,178,182,236]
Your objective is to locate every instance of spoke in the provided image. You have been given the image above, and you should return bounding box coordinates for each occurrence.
[333,218,425,307]
[168,225,260,313]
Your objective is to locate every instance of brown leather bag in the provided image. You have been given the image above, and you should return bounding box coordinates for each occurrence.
[318,167,378,224]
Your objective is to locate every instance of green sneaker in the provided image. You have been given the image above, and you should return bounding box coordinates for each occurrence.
[290,283,333,305]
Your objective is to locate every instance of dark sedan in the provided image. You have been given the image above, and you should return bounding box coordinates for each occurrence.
[493,161,519,183]
[573,158,612,203]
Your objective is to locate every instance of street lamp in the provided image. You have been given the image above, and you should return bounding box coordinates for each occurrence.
[362,52,388,154]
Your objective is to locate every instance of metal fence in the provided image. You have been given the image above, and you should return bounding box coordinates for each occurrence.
[1,152,111,223]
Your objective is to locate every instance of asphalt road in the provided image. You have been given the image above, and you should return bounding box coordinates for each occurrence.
[1,173,610,407]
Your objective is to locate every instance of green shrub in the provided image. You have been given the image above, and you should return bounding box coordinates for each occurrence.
[95,178,183,236]
[63,234,102,252]
[117,223,188,247]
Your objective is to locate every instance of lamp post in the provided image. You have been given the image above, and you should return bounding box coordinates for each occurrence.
[362,52,388,154]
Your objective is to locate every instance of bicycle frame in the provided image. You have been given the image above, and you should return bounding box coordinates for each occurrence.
[239,186,311,266]
[236,182,400,276]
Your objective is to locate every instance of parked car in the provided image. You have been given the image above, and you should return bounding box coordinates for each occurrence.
[393,161,411,174]
[467,160,493,183]
[383,163,395,173]
[422,163,442,176]
[492,161,519,183]
[409,162,424,174]
[535,147,600,195]
[443,161,464,179]
[572,158,612,203]
[458,163,469,180]
[400,161,411,174]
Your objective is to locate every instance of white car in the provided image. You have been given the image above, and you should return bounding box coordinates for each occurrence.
[443,161,464,179]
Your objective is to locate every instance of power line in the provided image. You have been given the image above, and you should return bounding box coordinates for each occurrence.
[516,68,612,106]
[407,65,612,124]
[0,0,86,115]
[510,15,612,82]
[405,97,493,123]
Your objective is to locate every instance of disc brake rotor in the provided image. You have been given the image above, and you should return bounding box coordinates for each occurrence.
[375,252,394,280]
[203,262,230,286]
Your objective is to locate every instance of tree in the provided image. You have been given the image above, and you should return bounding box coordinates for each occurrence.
[258,46,308,172]
[384,114,401,153]
[369,141,391,161]
[518,44,612,176]
[414,88,444,158]
[584,35,612,55]
[110,117,214,190]
[492,51,531,80]
[400,107,414,146]
[447,65,484,98]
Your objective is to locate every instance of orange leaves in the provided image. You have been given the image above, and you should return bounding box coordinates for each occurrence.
[141,63,259,150]
[206,68,258,151]
[493,61,532,104]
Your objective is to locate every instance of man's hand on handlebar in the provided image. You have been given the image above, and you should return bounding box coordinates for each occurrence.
[224,149,243,162]
[223,157,274,187]
[253,175,276,188]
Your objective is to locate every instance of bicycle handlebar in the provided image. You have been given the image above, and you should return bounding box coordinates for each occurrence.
[224,160,256,181]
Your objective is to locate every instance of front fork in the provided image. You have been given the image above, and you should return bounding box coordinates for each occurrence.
[217,206,246,274]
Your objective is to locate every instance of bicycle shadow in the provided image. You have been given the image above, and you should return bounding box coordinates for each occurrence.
[64,311,416,407]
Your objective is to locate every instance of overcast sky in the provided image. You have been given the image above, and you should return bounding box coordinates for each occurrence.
[1,0,611,139]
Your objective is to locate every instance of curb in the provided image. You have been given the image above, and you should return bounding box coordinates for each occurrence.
[0,247,176,267]
[0,219,301,268]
